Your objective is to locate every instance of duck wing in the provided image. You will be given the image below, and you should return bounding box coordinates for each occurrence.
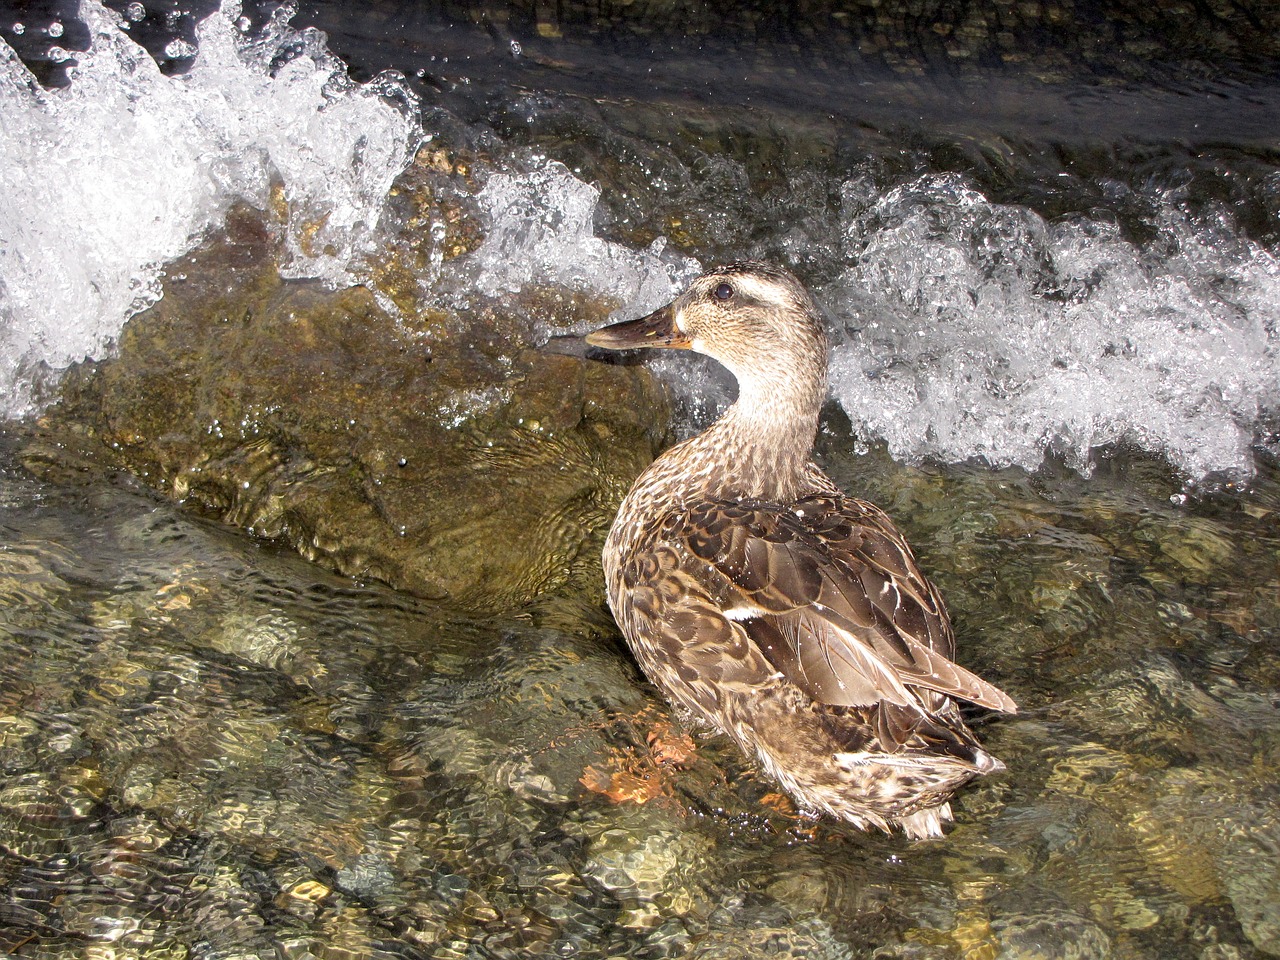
[662,494,1018,715]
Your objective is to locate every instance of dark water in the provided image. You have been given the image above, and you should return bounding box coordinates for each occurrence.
[2,1,1280,957]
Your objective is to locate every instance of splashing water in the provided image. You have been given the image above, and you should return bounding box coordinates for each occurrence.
[823,173,1280,480]
[0,0,421,418]
[462,162,1277,480]
[1,0,1275,482]
[469,157,702,318]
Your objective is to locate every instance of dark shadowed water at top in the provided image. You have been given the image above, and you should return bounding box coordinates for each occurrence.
[1,1,1279,957]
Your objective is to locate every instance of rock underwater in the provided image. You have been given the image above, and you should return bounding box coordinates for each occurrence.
[21,173,670,618]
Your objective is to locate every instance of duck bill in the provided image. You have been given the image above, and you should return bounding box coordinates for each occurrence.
[585,304,692,351]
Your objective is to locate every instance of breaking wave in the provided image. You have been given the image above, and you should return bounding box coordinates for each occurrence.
[0,0,421,417]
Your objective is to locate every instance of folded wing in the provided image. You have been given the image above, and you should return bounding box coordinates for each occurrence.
[663,494,1018,715]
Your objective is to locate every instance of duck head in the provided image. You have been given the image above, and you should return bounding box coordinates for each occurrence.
[587,262,831,498]
[585,261,830,400]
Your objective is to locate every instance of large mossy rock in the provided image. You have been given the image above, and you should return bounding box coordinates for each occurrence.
[28,209,669,615]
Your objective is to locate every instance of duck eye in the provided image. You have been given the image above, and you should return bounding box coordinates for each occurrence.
[713,282,734,302]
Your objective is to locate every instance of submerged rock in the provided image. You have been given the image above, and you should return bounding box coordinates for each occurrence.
[25,205,669,615]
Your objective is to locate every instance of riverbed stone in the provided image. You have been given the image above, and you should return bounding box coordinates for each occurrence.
[24,206,670,615]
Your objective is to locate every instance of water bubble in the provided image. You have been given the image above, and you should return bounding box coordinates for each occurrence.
[164,38,197,59]
[126,3,146,22]
[11,22,24,35]
[47,46,71,62]
[47,21,64,38]
[237,16,250,32]
[509,40,522,57]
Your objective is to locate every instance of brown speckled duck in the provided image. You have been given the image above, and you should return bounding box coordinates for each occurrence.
[585,261,1017,839]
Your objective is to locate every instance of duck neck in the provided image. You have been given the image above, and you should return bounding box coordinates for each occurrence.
[694,366,826,502]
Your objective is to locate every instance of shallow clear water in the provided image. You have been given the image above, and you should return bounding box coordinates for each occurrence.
[1,427,1278,957]
[2,1,1280,957]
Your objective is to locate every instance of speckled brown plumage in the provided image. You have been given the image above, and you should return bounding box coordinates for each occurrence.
[586,261,1016,839]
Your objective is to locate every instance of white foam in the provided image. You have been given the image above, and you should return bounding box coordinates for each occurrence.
[2,3,1273,482]
[460,163,1277,479]
[823,173,1279,480]
[0,0,420,418]
[468,158,702,320]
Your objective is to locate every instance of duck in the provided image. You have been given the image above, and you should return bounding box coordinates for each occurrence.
[585,260,1017,839]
